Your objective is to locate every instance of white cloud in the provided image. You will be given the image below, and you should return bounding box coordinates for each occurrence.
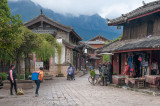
[14,0,156,18]
[8,0,19,2]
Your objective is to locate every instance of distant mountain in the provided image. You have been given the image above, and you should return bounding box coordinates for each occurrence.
[8,0,122,41]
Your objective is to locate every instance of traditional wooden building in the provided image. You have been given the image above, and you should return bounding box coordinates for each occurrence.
[99,0,160,77]
[81,34,110,69]
[24,11,82,76]
[78,41,97,69]
[84,34,110,49]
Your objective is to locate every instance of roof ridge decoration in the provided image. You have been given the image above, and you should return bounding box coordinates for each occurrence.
[88,34,109,41]
[41,9,43,15]
[108,0,160,26]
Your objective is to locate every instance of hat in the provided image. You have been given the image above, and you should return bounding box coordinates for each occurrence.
[39,67,43,70]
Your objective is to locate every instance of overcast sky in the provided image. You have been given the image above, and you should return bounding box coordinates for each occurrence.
[10,0,155,19]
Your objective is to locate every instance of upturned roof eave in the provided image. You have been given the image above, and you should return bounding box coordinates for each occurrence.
[108,1,160,26]
[24,14,72,32]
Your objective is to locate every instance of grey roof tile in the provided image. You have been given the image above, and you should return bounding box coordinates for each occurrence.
[99,36,160,53]
[108,1,160,25]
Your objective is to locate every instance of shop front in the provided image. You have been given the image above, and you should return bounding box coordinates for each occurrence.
[112,50,160,89]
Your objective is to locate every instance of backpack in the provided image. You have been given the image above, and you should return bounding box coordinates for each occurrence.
[7,70,11,80]
[103,68,108,75]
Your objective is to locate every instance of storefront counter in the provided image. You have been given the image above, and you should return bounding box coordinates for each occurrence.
[145,75,160,85]
[112,75,125,86]
[125,78,145,88]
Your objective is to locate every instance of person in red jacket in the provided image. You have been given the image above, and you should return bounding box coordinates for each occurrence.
[123,62,130,78]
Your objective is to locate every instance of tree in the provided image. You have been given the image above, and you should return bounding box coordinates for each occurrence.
[3,26,42,79]
[0,0,22,73]
[35,33,62,74]
[19,27,42,78]
[111,35,122,42]
[0,0,22,51]
[35,33,56,61]
[102,54,110,63]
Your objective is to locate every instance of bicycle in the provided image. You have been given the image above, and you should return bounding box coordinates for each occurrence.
[88,74,99,85]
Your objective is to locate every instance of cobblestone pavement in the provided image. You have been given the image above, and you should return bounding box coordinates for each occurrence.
[1,74,160,106]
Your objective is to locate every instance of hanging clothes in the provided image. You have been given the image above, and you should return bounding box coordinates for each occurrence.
[128,55,132,70]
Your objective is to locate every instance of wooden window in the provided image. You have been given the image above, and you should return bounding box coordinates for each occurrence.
[147,21,154,35]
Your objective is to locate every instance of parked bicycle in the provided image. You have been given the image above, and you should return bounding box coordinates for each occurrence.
[88,74,100,85]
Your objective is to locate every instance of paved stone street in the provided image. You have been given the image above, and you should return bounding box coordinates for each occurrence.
[1,74,160,106]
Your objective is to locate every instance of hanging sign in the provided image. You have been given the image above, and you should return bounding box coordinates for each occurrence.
[35,62,43,68]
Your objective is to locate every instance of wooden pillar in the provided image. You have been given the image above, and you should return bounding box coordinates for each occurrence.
[149,51,152,75]
[142,54,145,76]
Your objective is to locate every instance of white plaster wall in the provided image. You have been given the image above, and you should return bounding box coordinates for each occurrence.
[55,39,66,64]
[20,57,25,74]
[56,32,69,42]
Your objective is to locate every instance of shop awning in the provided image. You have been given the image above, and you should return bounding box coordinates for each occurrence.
[99,53,114,55]
[89,56,100,60]
[98,36,160,53]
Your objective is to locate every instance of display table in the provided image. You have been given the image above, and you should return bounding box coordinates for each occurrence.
[145,75,160,85]
[112,75,125,86]
[125,78,145,88]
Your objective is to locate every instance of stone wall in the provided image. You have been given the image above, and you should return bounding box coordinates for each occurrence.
[53,65,69,77]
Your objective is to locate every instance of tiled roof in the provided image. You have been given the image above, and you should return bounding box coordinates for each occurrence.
[98,36,160,53]
[79,41,97,49]
[82,40,105,45]
[108,0,160,26]
[24,14,82,40]
[88,34,110,41]
[62,40,76,49]
[24,14,72,32]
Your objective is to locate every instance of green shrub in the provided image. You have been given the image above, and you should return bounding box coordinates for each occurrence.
[113,72,117,75]
[17,75,25,80]
[0,72,7,80]
[26,72,32,80]
[102,54,110,63]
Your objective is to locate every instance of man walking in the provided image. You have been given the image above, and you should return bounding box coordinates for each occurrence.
[98,63,102,74]
[101,63,108,86]
[107,62,113,84]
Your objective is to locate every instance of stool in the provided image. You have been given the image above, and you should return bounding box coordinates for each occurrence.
[138,80,145,88]
[118,78,125,86]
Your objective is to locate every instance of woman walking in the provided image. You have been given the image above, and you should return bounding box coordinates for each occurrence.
[67,64,75,80]
[9,64,17,95]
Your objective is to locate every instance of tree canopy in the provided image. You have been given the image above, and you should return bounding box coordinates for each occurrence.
[35,33,56,61]
[0,0,22,51]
